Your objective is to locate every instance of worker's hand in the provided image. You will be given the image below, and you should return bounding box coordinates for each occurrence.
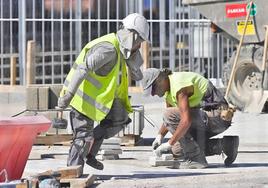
[152,134,163,150]
[57,91,74,109]
[154,142,172,157]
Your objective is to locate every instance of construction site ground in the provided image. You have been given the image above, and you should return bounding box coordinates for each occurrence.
[11,94,268,187]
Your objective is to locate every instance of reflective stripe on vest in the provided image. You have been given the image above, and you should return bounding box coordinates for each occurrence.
[64,79,109,114]
[71,63,102,89]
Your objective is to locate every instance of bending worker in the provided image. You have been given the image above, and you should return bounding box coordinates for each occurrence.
[57,13,149,170]
[141,68,239,169]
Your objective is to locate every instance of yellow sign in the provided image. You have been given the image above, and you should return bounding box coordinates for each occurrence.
[236,20,255,35]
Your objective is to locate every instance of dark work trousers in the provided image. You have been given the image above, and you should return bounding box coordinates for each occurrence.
[67,98,130,168]
[163,81,231,160]
[163,106,231,160]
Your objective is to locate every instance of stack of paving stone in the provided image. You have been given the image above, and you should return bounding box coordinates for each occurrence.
[96,137,122,161]
[149,154,181,167]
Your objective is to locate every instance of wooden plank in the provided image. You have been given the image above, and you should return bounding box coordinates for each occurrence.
[26,40,36,85]
[141,41,150,69]
[60,174,96,188]
[10,56,17,85]
[57,165,83,179]
[36,165,82,179]
[128,86,143,93]
[120,135,141,146]
[15,182,28,188]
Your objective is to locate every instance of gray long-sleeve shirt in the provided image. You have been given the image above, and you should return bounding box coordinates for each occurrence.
[67,42,118,94]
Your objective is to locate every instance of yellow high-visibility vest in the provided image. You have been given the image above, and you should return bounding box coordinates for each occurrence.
[60,33,132,121]
[165,72,209,107]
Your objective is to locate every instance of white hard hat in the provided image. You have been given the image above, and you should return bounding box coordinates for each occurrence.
[122,13,150,42]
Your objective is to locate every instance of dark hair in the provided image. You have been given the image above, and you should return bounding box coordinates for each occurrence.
[159,68,172,78]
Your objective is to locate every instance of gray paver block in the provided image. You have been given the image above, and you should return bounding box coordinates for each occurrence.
[149,156,181,167]
[161,154,174,161]
[103,138,121,144]
[98,149,122,155]
[100,144,121,150]
[96,154,119,161]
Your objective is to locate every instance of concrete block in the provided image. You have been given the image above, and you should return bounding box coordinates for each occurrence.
[149,156,181,167]
[100,144,121,150]
[39,87,49,110]
[103,138,121,144]
[96,154,119,161]
[161,154,174,161]
[26,87,38,110]
[26,86,49,110]
[0,85,26,103]
[98,149,122,155]
[49,84,63,109]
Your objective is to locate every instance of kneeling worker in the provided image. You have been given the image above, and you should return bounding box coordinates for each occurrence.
[141,68,239,169]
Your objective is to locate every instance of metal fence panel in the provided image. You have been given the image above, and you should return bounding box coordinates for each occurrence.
[0,0,236,85]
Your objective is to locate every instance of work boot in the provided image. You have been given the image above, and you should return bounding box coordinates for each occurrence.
[205,138,223,156]
[85,154,104,170]
[222,136,239,166]
[177,134,208,169]
[178,152,208,169]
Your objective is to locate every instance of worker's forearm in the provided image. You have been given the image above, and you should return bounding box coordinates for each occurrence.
[168,121,190,145]
[66,67,87,95]
[158,124,168,137]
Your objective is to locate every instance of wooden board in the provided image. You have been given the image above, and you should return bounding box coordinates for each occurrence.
[60,174,96,188]
[36,165,82,179]
[57,165,83,179]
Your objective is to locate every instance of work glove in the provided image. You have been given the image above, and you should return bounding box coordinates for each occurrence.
[152,134,163,150]
[154,142,172,157]
[57,91,74,109]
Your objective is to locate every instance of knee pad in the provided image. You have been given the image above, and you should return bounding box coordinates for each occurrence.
[72,139,92,158]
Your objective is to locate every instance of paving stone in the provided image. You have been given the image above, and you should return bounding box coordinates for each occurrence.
[98,149,122,155]
[103,138,121,144]
[100,144,121,150]
[161,154,174,161]
[149,156,181,167]
[96,154,119,161]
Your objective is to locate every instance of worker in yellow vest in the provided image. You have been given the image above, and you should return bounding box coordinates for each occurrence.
[57,13,149,170]
[141,68,239,169]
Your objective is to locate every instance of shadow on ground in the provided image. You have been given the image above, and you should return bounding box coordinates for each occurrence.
[94,170,221,180]
[89,171,222,187]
